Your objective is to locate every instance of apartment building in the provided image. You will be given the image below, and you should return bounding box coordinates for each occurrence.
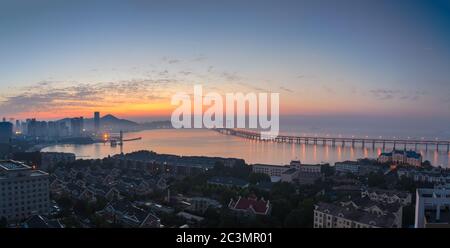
[0,160,49,222]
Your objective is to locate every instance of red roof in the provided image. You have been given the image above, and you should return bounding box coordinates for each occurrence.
[231,196,270,215]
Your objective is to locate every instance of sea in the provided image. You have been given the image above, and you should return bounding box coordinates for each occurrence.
[42,115,450,167]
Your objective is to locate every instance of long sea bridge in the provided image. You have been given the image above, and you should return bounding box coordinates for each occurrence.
[215,128,450,152]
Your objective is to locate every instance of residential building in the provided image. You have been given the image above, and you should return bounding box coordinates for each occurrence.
[280,168,299,183]
[314,202,399,228]
[340,197,403,228]
[299,164,322,173]
[188,197,222,213]
[251,164,290,177]
[397,168,450,184]
[98,200,160,228]
[0,160,49,222]
[297,170,323,185]
[361,188,412,206]
[335,161,360,174]
[21,215,64,228]
[0,121,13,144]
[415,186,450,228]
[40,152,76,171]
[379,150,422,167]
[70,117,84,137]
[228,195,271,216]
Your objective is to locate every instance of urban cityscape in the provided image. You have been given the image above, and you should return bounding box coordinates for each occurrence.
[1,111,450,229]
[1,0,450,235]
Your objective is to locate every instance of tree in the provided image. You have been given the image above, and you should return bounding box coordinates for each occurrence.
[368,172,386,188]
[271,182,295,200]
[422,160,432,167]
[248,173,271,184]
[271,199,292,222]
[284,198,314,227]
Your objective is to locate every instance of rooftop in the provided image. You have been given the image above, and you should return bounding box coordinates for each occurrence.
[230,196,270,215]
[0,160,31,171]
[315,202,396,227]
[282,168,298,175]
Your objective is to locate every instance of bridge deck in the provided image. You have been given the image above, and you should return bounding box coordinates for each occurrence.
[215,128,450,151]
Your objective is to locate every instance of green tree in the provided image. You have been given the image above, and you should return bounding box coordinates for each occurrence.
[248,173,271,184]
[271,199,292,222]
[368,172,386,188]
[284,198,314,227]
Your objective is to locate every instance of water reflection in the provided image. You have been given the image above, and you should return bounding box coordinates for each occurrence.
[42,129,450,167]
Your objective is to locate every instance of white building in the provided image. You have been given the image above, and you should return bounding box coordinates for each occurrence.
[280,168,299,183]
[252,164,290,177]
[415,186,450,228]
[334,161,360,174]
[0,160,49,222]
[397,168,450,184]
[299,164,322,173]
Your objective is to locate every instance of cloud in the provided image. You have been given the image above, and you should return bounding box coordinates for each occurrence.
[0,79,177,116]
[369,89,427,101]
[279,86,294,93]
[221,72,243,82]
[370,89,398,100]
[179,71,192,76]
[168,59,180,64]
[191,56,207,62]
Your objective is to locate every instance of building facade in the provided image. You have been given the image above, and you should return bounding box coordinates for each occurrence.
[415,186,450,228]
[335,161,360,174]
[228,196,271,216]
[0,121,13,144]
[361,188,412,206]
[94,112,100,134]
[0,160,49,222]
[40,152,76,172]
[379,150,422,167]
[251,164,290,177]
[314,201,399,228]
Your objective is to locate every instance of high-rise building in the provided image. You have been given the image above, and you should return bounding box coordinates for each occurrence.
[0,160,49,221]
[94,112,100,134]
[15,120,20,133]
[70,117,84,137]
[415,186,450,228]
[0,121,13,144]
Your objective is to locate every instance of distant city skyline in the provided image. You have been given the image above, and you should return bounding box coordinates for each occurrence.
[1,0,450,122]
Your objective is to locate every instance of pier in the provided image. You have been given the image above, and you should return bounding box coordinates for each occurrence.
[215,128,450,152]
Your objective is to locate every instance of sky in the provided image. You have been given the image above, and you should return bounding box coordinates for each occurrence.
[1,0,450,123]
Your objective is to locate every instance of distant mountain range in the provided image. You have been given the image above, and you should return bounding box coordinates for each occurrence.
[58,114,172,132]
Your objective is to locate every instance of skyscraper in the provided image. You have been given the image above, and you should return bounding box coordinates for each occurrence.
[0,121,13,144]
[70,117,84,137]
[94,112,100,134]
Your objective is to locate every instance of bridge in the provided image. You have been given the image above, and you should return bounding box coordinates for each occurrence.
[215,128,450,152]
